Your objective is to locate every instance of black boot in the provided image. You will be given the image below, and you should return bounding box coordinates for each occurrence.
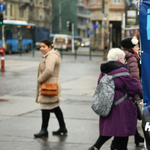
[88,146,95,150]
[52,107,68,135]
[110,138,128,150]
[52,127,68,135]
[34,128,48,138]
[134,129,144,146]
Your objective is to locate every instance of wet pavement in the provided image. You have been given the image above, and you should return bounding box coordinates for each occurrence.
[0,51,145,150]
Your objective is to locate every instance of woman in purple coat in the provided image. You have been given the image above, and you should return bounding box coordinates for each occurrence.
[121,37,144,147]
[88,48,141,150]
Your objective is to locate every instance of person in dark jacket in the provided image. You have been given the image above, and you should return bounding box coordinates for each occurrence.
[121,37,144,147]
[88,48,141,150]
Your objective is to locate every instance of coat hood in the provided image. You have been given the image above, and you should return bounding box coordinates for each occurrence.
[43,49,60,58]
[101,61,125,73]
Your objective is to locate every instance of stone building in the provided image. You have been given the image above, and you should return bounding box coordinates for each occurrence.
[3,0,30,21]
[90,0,125,51]
[77,0,90,40]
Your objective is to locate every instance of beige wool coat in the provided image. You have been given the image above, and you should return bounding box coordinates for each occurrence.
[36,50,62,104]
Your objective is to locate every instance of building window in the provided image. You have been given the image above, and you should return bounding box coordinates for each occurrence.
[39,11,43,20]
[39,0,42,4]
[87,0,90,7]
[5,3,7,16]
[113,0,121,3]
[10,4,13,16]
[90,0,97,4]
[44,0,47,6]
[20,8,24,18]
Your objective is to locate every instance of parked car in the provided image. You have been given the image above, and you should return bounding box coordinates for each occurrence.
[81,41,90,47]
[84,41,90,47]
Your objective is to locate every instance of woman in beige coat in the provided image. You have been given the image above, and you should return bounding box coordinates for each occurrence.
[34,39,67,138]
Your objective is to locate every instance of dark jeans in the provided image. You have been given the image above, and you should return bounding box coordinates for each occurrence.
[41,106,65,129]
[94,136,128,150]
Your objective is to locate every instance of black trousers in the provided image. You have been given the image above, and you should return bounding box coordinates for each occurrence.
[94,136,128,150]
[41,106,66,129]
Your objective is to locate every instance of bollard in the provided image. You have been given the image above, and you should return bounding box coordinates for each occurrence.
[103,48,109,61]
[89,46,91,60]
[60,46,63,59]
[75,44,78,59]
[0,46,5,72]
[20,48,22,56]
[32,44,35,57]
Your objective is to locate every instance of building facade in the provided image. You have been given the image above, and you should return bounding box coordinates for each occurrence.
[28,0,51,42]
[90,0,125,51]
[3,0,30,21]
[52,0,78,36]
[52,0,90,40]
[77,0,90,40]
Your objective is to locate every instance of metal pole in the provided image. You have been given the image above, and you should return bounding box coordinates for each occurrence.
[109,24,112,49]
[32,43,34,57]
[2,24,5,48]
[75,45,77,59]
[89,46,91,60]
[59,3,61,33]
[72,22,74,53]
[89,34,92,60]
[61,45,63,59]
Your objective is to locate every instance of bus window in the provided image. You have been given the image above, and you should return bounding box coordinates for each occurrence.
[68,39,71,44]
[56,38,65,43]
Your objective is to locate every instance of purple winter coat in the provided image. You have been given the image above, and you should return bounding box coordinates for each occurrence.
[99,63,141,137]
[124,50,141,84]
[124,50,142,98]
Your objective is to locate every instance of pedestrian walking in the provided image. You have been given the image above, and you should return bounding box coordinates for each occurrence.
[121,37,144,146]
[34,39,67,138]
[88,48,141,150]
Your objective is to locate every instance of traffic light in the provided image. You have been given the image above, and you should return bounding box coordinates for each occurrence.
[66,21,72,32]
[0,12,3,25]
[69,22,72,31]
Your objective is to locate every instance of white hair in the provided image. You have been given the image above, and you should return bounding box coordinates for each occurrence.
[107,48,125,61]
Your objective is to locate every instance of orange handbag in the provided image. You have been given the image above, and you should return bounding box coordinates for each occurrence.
[41,83,58,96]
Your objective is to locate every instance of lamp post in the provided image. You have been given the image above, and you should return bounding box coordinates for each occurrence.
[59,0,69,33]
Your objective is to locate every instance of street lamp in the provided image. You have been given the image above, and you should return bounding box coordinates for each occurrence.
[59,0,69,33]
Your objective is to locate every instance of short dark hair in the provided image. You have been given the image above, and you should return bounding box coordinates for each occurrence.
[40,39,53,47]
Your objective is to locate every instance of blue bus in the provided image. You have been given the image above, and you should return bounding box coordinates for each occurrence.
[35,27,49,50]
[0,20,35,54]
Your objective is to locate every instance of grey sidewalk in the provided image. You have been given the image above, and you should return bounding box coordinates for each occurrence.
[0,51,145,150]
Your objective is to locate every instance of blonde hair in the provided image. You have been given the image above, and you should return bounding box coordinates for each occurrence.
[107,48,125,61]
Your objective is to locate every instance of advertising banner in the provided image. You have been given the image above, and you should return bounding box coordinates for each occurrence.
[139,0,150,149]
[125,0,139,27]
